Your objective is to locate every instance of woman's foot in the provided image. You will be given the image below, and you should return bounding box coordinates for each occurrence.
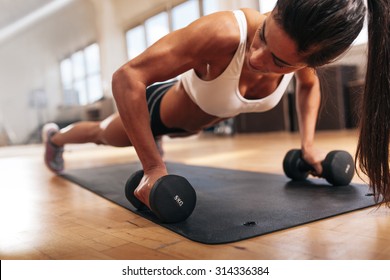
[42,123,64,173]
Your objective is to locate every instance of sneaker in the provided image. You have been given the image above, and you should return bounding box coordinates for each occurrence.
[42,123,64,173]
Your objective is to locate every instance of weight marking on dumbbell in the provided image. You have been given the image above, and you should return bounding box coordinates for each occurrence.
[345,164,351,174]
[174,195,184,207]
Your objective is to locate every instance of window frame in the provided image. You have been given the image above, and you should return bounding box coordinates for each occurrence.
[59,42,103,106]
[126,0,208,60]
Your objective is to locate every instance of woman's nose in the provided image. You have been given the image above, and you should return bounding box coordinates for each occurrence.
[251,47,271,65]
[250,47,270,68]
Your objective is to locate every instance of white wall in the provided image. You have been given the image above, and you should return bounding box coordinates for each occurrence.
[0,0,96,144]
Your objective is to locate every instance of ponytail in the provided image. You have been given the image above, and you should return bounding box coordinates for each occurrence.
[356,0,390,205]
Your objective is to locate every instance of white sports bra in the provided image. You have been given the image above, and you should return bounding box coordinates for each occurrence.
[180,10,294,118]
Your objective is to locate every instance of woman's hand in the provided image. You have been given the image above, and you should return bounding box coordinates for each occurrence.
[134,166,168,209]
[301,145,326,176]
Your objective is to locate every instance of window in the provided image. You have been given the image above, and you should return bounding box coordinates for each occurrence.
[60,58,79,105]
[60,43,102,105]
[126,12,169,60]
[145,12,169,46]
[126,0,202,60]
[126,25,146,59]
[259,0,276,13]
[85,44,102,103]
[202,0,221,15]
[172,0,199,30]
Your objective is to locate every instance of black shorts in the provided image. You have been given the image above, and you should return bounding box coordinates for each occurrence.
[146,80,187,137]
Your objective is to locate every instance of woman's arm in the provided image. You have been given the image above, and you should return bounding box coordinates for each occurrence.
[111,12,240,206]
[294,67,324,174]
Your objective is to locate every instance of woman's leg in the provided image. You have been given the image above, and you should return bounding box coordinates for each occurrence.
[51,113,131,147]
[42,113,131,173]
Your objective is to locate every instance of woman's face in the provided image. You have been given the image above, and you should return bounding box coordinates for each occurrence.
[247,13,308,74]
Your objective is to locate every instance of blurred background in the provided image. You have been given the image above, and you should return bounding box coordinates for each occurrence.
[0,0,368,146]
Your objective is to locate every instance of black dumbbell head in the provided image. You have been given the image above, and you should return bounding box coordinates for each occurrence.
[149,175,197,223]
[125,170,147,210]
[283,149,310,181]
[322,150,355,186]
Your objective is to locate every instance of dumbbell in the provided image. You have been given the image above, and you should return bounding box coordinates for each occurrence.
[283,149,355,186]
[125,170,196,223]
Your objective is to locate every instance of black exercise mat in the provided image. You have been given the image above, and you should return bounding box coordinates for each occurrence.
[61,162,376,244]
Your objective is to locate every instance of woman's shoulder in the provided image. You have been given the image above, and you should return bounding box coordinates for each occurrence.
[188,11,240,38]
[181,11,244,55]
[240,8,266,31]
[197,8,263,31]
[240,7,264,19]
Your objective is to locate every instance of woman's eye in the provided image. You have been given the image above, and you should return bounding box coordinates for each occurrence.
[259,29,265,42]
[274,60,285,68]
[272,57,287,68]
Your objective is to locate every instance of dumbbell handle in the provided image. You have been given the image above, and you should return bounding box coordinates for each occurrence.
[297,158,317,173]
[296,150,354,186]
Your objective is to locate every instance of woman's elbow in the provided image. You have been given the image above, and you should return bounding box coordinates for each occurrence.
[111,67,127,99]
[111,66,147,103]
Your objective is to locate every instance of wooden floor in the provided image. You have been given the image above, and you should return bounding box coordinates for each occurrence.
[1,130,389,260]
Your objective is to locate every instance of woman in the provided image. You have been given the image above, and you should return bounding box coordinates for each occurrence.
[43,0,390,209]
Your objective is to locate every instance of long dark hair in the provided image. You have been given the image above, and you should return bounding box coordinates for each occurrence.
[356,0,390,206]
[274,0,390,205]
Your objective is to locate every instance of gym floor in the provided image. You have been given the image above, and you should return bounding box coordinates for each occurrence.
[1,130,389,260]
